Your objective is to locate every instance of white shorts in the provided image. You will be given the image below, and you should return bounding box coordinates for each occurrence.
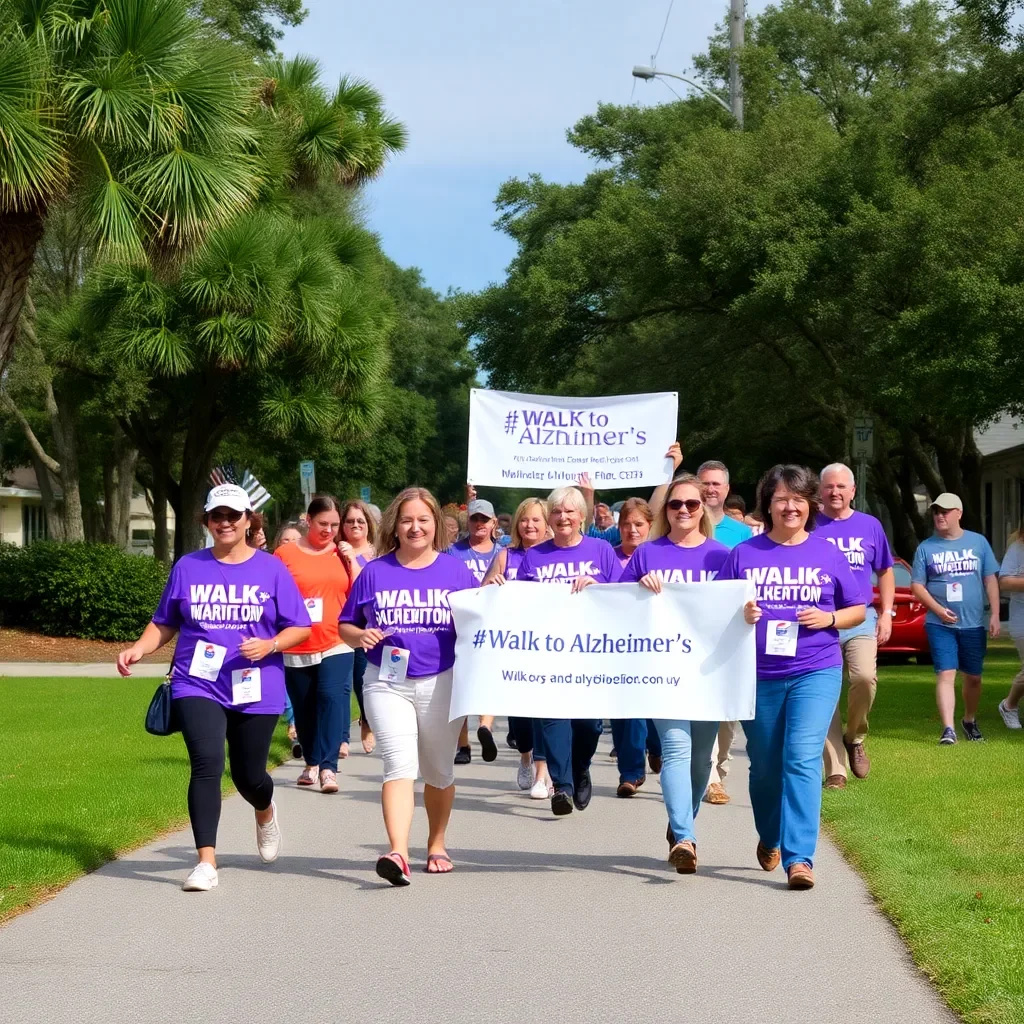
[363,668,462,789]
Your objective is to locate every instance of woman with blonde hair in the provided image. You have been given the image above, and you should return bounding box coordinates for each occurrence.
[518,485,621,816]
[483,497,553,797]
[998,512,1024,730]
[620,474,729,871]
[339,487,478,885]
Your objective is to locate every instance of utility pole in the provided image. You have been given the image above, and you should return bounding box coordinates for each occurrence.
[729,0,745,128]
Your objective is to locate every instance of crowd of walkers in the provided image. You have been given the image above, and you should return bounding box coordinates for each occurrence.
[116,451,1023,893]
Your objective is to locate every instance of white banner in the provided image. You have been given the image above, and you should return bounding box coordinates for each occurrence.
[467,389,678,489]
[448,580,756,721]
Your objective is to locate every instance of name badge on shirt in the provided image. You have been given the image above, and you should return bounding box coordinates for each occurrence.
[765,620,799,657]
[946,582,963,603]
[231,666,262,705]
[188,640,227,681]
[304,597,324,623]
[378,646,410,684]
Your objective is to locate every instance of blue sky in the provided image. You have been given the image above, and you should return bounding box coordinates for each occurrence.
[280,2,764,297]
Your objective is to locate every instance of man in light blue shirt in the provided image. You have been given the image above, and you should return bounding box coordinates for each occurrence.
[910,492,1000,745]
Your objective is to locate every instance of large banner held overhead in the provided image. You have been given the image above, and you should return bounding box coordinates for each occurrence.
[467,389,678,489]
[448,580,756,721]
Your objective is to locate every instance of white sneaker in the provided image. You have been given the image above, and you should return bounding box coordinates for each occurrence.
[998,700,1021,730]
[530,778,553,800]
[256,801,281,863]
[517,760,534,791]
[182,862,218,891]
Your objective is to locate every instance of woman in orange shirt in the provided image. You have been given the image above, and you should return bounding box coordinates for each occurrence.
[276,496,354,794]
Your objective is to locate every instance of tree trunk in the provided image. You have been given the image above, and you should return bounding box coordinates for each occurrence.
[173,380,229,559]
[52,400,85,542]
[103,427,138,548]
[26,449,66,541]
[0,211,45,377]
[872,444,918,560]
[150,472,171,564]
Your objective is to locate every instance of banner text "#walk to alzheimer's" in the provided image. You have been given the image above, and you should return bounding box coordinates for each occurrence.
[473,628,692,655]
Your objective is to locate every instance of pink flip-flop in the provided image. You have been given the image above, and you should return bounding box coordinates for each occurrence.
[375,852,411,887]
[424,853,454,874]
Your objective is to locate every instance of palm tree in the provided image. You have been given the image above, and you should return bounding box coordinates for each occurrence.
[0,0,262,375]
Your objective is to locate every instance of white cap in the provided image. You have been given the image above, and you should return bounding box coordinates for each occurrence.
[204,484,252,513]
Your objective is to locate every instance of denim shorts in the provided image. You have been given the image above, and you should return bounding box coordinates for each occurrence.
[925,624,987,675]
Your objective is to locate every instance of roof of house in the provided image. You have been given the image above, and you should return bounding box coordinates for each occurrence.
[976,414,1024,457]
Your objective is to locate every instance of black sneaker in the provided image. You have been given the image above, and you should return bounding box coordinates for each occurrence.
[291,741,303,760]
[454,745,472,765]
[506,731,518,750]
[961,719,985,742]
[551,790,573,816]
[573,769,593,811]
[477,725,498,762]
[938,727,957,745]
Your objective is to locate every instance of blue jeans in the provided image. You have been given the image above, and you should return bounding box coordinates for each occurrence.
[612,718,663,782]
[283,694,295,727]
[742,668,842,870]
[653,719,719,843]
[541,719,602,794]
[532,719,547,762]
[284,652,355,772]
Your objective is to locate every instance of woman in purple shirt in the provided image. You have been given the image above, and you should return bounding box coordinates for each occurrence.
[610,497,661,796]
[518,485,621,817]
[721,465,864,890]
[483,497,553,797]
[117,484,312,892]
[620,475,729,873]
[339,487,478,886]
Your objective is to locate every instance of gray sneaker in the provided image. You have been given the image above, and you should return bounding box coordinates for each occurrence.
[998,700,1021,730]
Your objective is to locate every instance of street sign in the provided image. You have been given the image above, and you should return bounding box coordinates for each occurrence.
[360,486,371,503]
[852,417,874,461]
[299,460,316,506]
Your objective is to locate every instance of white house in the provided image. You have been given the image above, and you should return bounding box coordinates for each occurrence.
[977,414,1024,558]
[0,466,175,552]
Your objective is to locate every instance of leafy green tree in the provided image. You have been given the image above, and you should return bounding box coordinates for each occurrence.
[0,0,262,377]
[191,0,307,53]
[463,0,1024,553]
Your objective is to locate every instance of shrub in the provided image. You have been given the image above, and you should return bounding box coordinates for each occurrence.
[0,542,169,642]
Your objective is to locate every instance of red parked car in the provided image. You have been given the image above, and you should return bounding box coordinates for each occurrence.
[872,558,931,664]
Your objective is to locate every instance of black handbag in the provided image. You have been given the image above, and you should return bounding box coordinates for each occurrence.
[145,675,178,736]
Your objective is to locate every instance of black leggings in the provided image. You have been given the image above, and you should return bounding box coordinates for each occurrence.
[353,647,369,728]
[175,697,278,850]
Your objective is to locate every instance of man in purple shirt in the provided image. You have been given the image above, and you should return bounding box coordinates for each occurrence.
[815,463,895,787]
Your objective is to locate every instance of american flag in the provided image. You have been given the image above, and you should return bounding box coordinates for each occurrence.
[209,466,271,510]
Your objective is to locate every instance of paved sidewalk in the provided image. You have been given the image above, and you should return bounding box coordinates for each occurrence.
[0,728,954,1024]
[0,662,170,677]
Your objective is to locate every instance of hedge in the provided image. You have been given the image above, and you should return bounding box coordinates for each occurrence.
[0,542,169,642]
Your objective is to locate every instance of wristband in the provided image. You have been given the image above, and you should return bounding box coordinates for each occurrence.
[829,613,836,629]
[272,638,278,653]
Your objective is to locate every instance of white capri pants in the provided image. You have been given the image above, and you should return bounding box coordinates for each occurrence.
[363,668,463,789]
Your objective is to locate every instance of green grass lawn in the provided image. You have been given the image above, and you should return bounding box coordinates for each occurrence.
[822,643,1024,1024]
[0,677,360,923]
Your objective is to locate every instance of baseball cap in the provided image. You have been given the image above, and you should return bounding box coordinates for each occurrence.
[467,498,496,519]
[204,484,252,513]
[929,492,963,512]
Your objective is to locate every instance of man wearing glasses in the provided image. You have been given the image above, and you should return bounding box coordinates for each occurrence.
[911,494,1001,744]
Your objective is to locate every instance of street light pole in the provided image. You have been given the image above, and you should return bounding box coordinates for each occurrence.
[730,0,745,128]
[631,66,734,117]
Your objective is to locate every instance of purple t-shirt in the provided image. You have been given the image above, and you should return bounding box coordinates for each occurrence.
[518,536,622,584]
[814,510,893,607]
[620,535,730,583]
[153,549,311,714]
[613,544,631,568]
[719,533,862,680]
[449,539,499,583]
[504,547,526,580]
[339,551,478,677]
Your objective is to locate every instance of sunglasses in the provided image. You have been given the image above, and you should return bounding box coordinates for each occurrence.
[931,507,957,516]
[667,499,703,513]
[208,509,244,524]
